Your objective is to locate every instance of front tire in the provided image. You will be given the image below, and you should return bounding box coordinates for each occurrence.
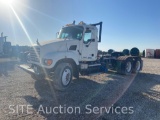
[53,63,73,91]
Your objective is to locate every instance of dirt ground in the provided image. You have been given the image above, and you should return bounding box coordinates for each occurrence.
[0,58,159,120]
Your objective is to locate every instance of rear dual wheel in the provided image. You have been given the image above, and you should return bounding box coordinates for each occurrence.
[125,60,132,74]
[117,58,133,75]
[132,58,142,73]
[119,57,142,75]
[122,58,133,75]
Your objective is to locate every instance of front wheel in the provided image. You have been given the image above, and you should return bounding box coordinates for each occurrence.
[53,63,72,91]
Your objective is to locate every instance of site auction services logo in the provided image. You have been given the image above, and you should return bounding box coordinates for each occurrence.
[8,104,134,115]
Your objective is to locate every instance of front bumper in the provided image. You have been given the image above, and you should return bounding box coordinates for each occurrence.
[19,64,52,77]
[19,64,35,74]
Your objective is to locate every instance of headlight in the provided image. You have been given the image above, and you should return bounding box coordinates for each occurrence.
[44,59,53,66]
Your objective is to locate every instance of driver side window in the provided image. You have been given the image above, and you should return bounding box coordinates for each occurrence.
[84,30,92,43]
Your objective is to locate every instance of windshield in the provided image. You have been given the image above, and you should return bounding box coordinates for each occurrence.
[58,26,84,40]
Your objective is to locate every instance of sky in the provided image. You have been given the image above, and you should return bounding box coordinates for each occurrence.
[0,0,160,52]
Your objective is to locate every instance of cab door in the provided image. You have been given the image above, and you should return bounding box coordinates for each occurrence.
[81,28,98,61]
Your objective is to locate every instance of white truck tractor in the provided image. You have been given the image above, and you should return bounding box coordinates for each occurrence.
[25,21,143,90]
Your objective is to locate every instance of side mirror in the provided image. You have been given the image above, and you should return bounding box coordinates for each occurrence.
[88,39,95,42]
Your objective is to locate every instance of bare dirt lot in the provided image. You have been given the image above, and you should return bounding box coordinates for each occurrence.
[0,58,160,120]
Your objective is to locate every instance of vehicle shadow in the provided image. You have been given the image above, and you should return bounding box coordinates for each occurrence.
[0,61,17,77]
[24,72,136,120]
[101,72,160,120]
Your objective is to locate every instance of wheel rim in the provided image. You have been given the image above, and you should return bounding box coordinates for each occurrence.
[126,62,132,73]
[135,61,141,71]
[62,68,71,86]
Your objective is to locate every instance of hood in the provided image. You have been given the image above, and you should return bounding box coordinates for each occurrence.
[39,39,64,46]
[38,38,80,57]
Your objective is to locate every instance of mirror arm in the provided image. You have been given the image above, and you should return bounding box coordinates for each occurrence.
[86,40,92,47]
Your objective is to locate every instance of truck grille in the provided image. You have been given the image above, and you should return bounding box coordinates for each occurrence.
[30,47,40,62]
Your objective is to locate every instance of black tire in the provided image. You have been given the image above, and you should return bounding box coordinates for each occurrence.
[121,58,133,75]
[130,47,140,56]
[53,63,73,91]
[132,57,142,73]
